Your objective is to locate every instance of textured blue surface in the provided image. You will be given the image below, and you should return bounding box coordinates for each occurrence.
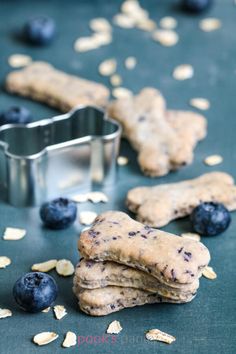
[0,1,236,353]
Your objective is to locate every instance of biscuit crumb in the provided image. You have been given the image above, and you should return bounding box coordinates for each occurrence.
[202,266,217,280]
[173,64,194,80]
[146,328,176,344]
[189,98,210,111]
[79,211,98,225]
[32,260,57,272]
[117,156,129,166]
[99,58,117,76]
[107,320,123,334]
[42,307,51,313]
[33,332,58,346]
[54,305,67,320]
[152,29,179,47]
[159,16,177,30]
[199,18,222,32]
[204,155,223,166]
[56,259,75,276]
[8,54,32,68]
[0,256,11,269]
[3,227,26,240]
[0,308,12,319]
[181,233,201,241]
[62,331,77,348]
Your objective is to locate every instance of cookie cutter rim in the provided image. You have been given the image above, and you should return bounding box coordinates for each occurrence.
[0,105,122,207]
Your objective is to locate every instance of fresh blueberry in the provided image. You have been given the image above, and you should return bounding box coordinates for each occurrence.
[0,106,32,126]
[13,272,58,312]
[182,0,213,13]
[190,202,231,236]
[23,16,56,45]
[40,197,77,230]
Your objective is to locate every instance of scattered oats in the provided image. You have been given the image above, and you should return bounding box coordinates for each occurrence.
[107,320,123,334]
[93,32,112,46]
[110,74,123,87]
[74,36,99,52]
[181,233,201,241]
[89,18,112,32]
[146,329,176,344]
[136,18,157,31]
[199,18,222,32]
[202,266,217,280]
[79,211,98,225]
[112,87,133,99]
[159,16,177,30]
[113,14,136,28]
[72,193,89,203]
[87,192,108,203]
[152,30,179,47]
[204,155,223,166]
[125,56,137,70]
[32,259,57,272]
[3,227,26,241]
[189,98,210,110]
[62,331,77,348]
[8,54,32,68]
[173,64,194,80]
[42,307,51,313]
[99,58,117,76]
[122,0,148,22]
[33,332,59,346]
[56,259,75,277]
[0,256,11,269]
[117,156,129,166]
[0,308,12,319]
[54,305,67,320]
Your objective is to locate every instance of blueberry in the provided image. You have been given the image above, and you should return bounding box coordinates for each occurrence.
[40,197,77,230]
[182,0,213,13]
[190,202,231,236]
[23,16,56,45]
[0,106,32,126]
[13,272,58,312]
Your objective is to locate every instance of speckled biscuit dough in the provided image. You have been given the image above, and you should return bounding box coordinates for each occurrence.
[73,259,199,300]
[127,172,236,227]
[107,88,207,177]
[6,62,110,112]
[74,286,195,316]
[78,211,210,286]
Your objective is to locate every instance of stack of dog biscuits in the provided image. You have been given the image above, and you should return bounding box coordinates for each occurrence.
[108,87,207,177]
[74,211,210,316]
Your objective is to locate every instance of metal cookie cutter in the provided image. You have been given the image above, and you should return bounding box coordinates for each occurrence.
[0,106,121,207]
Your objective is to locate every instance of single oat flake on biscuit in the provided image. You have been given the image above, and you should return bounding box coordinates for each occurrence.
[202,266,217,280]
[204,155,223,166]
[56,259,75,276]
[127,172,236,227]
[146,329,176,344]
[54,305,67,320]
[0,256,11,269]
[173,64,194,80]
[107,320,123,334]
[0,308,12,319]
[33,332,59,346]
[152,29,179,47]
[79,211,98,225]
[62,331,77,348]
[31,259,57,272]
[3,227,26,240]
[190,98,210,111]
[199,18,222,32]
[8,54,32,68]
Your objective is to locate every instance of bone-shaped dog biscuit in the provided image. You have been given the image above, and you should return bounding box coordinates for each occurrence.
[127,172,236,227]
[107,88,207,176]
[78,211,210,286]
[6,62,110,112]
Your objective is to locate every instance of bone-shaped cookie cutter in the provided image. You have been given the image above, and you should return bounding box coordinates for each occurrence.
[0,106,121,207]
